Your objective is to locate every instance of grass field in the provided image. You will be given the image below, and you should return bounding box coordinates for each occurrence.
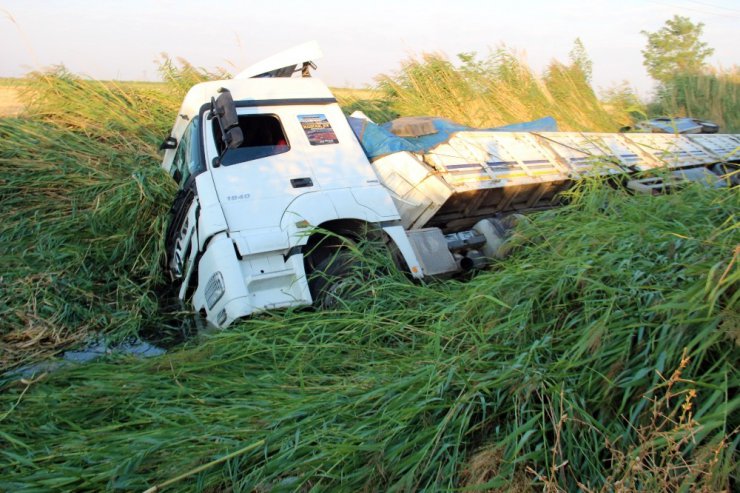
[0,56,738,491]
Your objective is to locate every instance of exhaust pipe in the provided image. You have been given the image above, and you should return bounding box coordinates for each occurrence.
[454,249,486,271]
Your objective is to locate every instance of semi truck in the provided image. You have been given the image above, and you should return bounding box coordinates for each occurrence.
[159,42,739,328]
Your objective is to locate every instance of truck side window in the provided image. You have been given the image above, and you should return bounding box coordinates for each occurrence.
[213,114,290,166]
[171,117,204,186]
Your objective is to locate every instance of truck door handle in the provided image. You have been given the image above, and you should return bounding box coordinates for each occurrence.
[290,177,313,188]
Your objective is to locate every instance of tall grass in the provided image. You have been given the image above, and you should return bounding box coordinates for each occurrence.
[1,182,737,491]
[0,56,738,491]
[600,81,647,128]
[0,61,212,369]
[649,68,740,133]
[376,49,620,131]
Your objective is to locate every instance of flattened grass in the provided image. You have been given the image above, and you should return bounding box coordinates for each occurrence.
[1,183,737,491]
[0,69,178,368]
[0,60,238,368]
[0,59,737,491]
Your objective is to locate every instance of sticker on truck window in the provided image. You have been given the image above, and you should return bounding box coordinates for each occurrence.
[298,114,339,145]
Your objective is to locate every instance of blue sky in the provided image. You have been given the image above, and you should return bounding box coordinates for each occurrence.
[1,0,738,97]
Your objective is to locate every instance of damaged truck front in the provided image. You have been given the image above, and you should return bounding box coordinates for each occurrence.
[160,46,424,328]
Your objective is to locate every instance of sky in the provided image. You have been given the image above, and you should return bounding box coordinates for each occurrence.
[1,0,739,98]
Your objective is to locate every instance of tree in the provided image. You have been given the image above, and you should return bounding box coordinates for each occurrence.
[569,38,593,83]
[641,15,714,83]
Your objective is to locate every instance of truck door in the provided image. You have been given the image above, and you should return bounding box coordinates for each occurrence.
[204,108,318,236]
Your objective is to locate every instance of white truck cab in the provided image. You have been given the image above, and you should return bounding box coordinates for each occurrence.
[160,45,423,327]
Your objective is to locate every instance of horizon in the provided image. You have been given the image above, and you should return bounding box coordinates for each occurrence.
[1,0,739,98]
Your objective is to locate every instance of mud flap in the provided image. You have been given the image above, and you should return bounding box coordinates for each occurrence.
[381,224,425,279]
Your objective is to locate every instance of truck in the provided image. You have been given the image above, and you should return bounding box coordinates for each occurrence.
[159,42,739,329]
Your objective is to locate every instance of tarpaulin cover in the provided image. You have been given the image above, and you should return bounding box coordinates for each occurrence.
[348,116,558,161]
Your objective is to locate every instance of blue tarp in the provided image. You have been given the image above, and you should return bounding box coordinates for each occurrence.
[348,116,558,161]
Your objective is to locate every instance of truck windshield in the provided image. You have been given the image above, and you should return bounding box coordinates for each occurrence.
[213,114,290,166]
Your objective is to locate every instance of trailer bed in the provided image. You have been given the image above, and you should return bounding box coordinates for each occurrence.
[370,132,739,231]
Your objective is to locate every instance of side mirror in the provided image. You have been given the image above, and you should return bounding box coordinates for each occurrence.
[159,136,177,150]
[213,90,243,150]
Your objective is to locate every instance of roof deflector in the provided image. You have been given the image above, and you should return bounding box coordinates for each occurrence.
[234,41,324,79]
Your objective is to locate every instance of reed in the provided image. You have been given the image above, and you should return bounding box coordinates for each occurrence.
[0,57,737,492]
[0,65,188,369]
[1,182,737,491]
[650,68,740,133]
[376,49,621,131]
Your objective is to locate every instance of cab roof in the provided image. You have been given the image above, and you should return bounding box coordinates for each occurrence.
[161,41,334,172]
[177,77,335,123]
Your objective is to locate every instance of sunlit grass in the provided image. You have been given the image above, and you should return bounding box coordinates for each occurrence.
[376,50,620,131]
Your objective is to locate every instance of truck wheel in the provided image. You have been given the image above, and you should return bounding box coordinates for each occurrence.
[308,249,358,309]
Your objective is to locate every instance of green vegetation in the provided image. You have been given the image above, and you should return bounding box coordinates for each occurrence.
[569,38,593,84]
[600,82,647,128]
[2,182,737,491]
[0,60,229,369]
[639,15,740,132]
[0,70,174,369]
[0,78,25,87]
[376,50,620,131]
[641,15,714,84]
[650,69,740,133]
[1,55,738,491]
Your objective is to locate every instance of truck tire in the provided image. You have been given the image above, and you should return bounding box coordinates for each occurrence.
[308,249,358,308]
